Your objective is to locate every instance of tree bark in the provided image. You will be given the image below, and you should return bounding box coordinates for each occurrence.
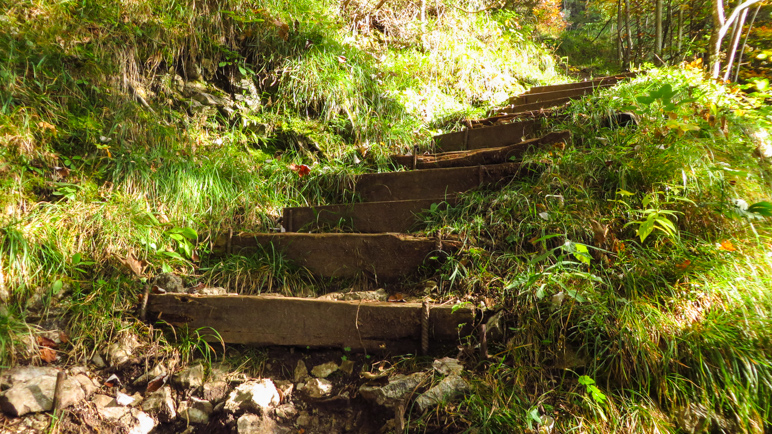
[734,4,762,81]
[723,7,748,81]
[656,0,664,55]
[618,0,625,65]
[625,0,634,66]
[710,0,763,77]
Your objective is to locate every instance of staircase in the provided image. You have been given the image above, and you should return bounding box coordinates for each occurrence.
[146,73,638,353]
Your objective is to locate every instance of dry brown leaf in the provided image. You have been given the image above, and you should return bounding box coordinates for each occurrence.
[58,331,69,344]
[719,240,736,252]
[146,374,168,393]
[123,252,145,277]
[37,335,58,349]
[274,19,289,40]
[387,293,405,303]
[590,219,608,245]
[676,259,691,270]
[40,347,57,363]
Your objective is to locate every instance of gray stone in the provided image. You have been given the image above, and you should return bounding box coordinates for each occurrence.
[415,374,470,412]
[432,357,464,376]
[133,364,167,386]
[298,378,333,399]
[0,366,58,390]
[274,380,293,402]
[203,380,229,403]
[294,360,308,383]
[0,372,85,416]
[91,352,106,368]
[94,396,156,434]
[273,403,297,422]
[318,288,388,302]
[178,397,213,424]
[224,379,281,413]
[141,386,176,422]
[310,361,338,378]
[237,413,290,434]
[149,273,184,293]
[173,364,205,390]
[73,373,99,398]
[359,372,427,407]
[339,360,355,375]
[104,333,140,367]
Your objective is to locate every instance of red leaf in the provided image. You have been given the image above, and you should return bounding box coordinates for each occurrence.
[146,374,168,393]
[37,335,58,349]
[40,347,57,363]
[289,164,311,177]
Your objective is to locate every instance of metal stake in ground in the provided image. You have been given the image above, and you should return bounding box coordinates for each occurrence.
[421,300,430,355]
[53,371,67,414]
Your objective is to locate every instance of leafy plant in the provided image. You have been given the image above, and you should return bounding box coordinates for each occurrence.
[578,375,607,404]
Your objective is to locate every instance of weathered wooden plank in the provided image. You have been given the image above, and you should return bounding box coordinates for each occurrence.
[392,131,570,169]
[146,294,475,354]
[212,233,460,280]
[432,119,542,153]
[355,162,535,202]
[283,198,454,233]
[508,83,615,106]
[519,72,638,96]
[491,96,574,116]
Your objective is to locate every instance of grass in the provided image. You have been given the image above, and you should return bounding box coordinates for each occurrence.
[3,0,772,432]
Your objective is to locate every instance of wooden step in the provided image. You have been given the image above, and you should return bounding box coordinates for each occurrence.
[520,72,638,95]
[491,96,574,116]
[432,119,543,152]
[393,131,570,170]
[212,232,460,280]
[354,162,534,202]
[508,83,616,106]
[146,294,474,354]
[283,198,454,233]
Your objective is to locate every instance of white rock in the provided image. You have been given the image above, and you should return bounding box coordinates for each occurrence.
[415,374,470,412]
[224,379,281,413]
[0,372,85,416]
[298,378,333,399]
[310,361,338,378]
[173,364,205,390]
[178,397,213,424]
[358,372,427,407]
[432,358,464,376]
[141,386,176,422]
[294,360,309,383]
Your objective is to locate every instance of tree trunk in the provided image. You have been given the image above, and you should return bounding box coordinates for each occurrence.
[734,4,762,81]
[723,8,748,81]
[625,0,634,66]
[618,0,624,65]
[711,0,763,77]
[677,5,683,53]
[656,0,664,55]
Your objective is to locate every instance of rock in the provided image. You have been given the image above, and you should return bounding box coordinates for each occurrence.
[91,353,106,368]
[149,273,184,293]
[273,403,297,422]
[674,403,711,433]
[178,397,213,424]
[193,286,228,295]
[224,379,281,413]
[274,380,293,402]
[0,366,58,389]
[237,413,290,434]
[415,374,470,412]
[73,373,99,398]
[104,333,140,367]
[203,380,229,403]
[295,411,315,427]
[141,386,176,422]
[310,361,338,378]
[297,378,333,399]
[94,395,156,434]
[133,363,167,386]
[173,364,205,390]
[339,360,355,375]
[485,310,506,342]
[294,360,309,383]
[0,371,86,416]
[317,288,388,302]
[359,372,427,407]
[231,77,261,110]
[433,357,464,376]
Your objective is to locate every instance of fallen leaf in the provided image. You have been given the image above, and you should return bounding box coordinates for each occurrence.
[675,259,691,270]
[104,374,121,387]
[146,374,168,393]
[37,335,58,349]
[590,219,608,245]
[388,293,405,302]
[58,332,69,344]
[274,19,289,40]
[289,164,311,177]
[122,252,145,277]
[38,121,57,132]
[191,250,200,262]
[337,55,347,63]
[719,240,736,252]
[151,285,167,294]
[40,347,57,363]
[613,241,625,253]
[53,166,70,180]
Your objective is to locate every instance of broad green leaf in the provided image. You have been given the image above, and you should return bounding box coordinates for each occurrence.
[572,243,592,265]
[638,217,655,242]
[748,201,772,217]
[52,279,63,294]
